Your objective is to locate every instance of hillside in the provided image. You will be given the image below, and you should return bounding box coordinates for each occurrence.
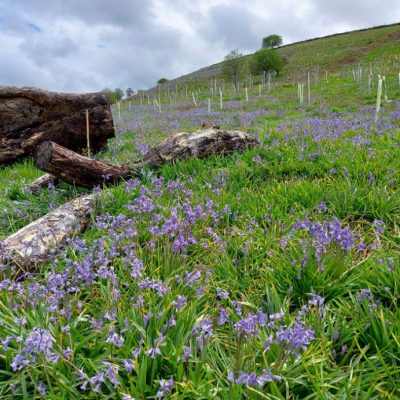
[139,22,400,95]
[0,23,400,399]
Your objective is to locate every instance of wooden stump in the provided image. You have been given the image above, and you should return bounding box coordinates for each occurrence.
[0,86,115,164]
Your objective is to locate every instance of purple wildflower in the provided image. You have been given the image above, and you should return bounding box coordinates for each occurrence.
[157,377,174,399]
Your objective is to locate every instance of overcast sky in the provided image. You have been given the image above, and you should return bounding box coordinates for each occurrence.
[1,0,399,93]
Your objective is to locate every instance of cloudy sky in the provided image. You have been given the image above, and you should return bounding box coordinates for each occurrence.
[1,0,399,93]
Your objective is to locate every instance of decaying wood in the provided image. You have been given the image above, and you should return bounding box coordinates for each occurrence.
[0,194,95,272]
[0,127,258,271]
[25,173,57,194]
[0,86,114,164]
[35,127,259,188]
[35,141,131,187]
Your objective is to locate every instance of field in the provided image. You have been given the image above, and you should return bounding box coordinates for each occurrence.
[1,25,400,399]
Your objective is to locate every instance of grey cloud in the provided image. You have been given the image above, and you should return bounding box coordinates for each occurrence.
[0,1,399,93]
[2,0,154,28]
[200,4,265,51]
[313,0,400,26]
[20,36,78,66]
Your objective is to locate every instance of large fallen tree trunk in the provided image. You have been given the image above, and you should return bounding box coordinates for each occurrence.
[35,127,259,188]
[0,194,95,272]
[0,86,114,164]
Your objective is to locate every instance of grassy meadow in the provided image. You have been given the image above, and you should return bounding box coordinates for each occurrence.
[0,25,400,399]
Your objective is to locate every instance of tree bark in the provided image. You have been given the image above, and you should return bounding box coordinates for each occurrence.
[35,127,259,188]
[0,86,114,164]
[0,194,95,273]
[35,141,131,187]
[25,173,57,194]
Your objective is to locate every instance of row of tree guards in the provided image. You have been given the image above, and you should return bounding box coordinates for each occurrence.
[126,60,400,120]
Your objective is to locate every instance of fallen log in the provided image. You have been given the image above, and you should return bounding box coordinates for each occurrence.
[35,127,259,188]
[0,128,258,271]
[35,141,131,187]
[0,194,95,272]
[0,86,114,164]
[25,173,57,194]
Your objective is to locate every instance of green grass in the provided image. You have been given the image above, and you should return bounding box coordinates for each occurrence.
[1,25,400,398]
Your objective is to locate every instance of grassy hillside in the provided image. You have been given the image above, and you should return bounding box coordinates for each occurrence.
[0,24,400,399]
[141,22,400,95]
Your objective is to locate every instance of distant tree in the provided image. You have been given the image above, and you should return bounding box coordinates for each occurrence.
[103,87,124,103]
[157,78,169,85]
[114,88,124,101]
[126,88,134,97]
[262,34,283,49]
[221,49,248,95]
[250,48,284,76]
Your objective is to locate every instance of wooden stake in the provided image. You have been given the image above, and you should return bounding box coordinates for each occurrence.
[85,109,91,158]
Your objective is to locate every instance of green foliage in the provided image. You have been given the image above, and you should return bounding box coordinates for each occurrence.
[250,48,284,75]
[157,78,169,85]
[221,49,248,94]
[262,34,283,49]
[103,87,124,103]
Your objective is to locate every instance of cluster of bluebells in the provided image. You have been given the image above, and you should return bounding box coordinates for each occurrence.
[0,97,397,398]
[10,328,58,371]
[276,108,397,160]
[227,293,322,387]
[228,369,282,387]
[291,217,356,256]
